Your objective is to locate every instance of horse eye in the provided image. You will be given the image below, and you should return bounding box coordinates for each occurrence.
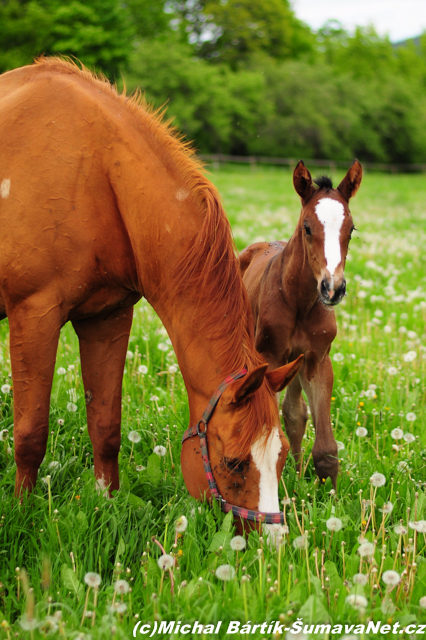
[303,223,311,236]
[223,457,247,474]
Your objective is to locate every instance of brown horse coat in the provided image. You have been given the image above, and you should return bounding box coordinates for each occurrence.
[239,161,362,487]
[0,59,302,527]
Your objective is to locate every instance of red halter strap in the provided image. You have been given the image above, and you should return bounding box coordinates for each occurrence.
[181,369,285,525]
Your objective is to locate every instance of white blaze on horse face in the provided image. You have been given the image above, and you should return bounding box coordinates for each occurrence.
[1,179,10,199]
[251,427,282,541]
[315,198,345,276]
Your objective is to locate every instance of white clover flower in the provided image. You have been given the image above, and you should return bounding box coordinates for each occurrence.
[387,366,398,376]
[230,536,246,551]
[150,395,160,402]
[365,389,376,399]
[66,402,77,412]
[1,384,11,394]
[382,570,400,586]
[153,445,167,457]
[404,432,416,443]
[114,579,130,594]
[138,365,148,375]
[84,572,101,588]
[56,367,66,375]
[215,564,235,581]
[326,517,343,532]
[379,502,394,514]
[168,365,178,374]
[157,554,174,571]
[419,596,426,609]
[333,353,344,362]
[293,534,309,550]
[157,343,169,352]
[370,472,386,487]
[336,441,345,451]
[394,524,408,535]
[126,351,134,360]
[403,351,417,362]
[128,431,141,444]
[346,594,368,610]
[390,428,404,440]
[356,427,368,437]
[406,412,417,422]
[352,573,368,586]
[357,542,375,558]
[175,515,188,533]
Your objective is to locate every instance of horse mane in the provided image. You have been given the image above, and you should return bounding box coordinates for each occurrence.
[32,56,278,457]
[314,175,333,190]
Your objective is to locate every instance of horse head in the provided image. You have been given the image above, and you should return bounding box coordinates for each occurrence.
[293,160,362,306]
[181,355,304,541]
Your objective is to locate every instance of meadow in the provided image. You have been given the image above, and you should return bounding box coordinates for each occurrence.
[1,165,426,639]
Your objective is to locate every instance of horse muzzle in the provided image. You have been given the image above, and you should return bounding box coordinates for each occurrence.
[319,277,346,306]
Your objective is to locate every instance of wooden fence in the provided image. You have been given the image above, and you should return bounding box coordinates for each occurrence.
[199,153,426,174]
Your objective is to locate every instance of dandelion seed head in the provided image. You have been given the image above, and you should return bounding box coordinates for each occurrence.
[1,384,11,394]
[391,428,404,440]
[230,536,246,551]
[333,353,344,362]
[168,365,178,374]
[175,515,188,533]
[345,594,368,610]
[352,573,368,586]
[357,542,375,558]
[382,570,400,586]
[406,412,417,422]
[150,394,160,402]
[419,596,426,609]
[84,572,101,588]
[114,579,130,594]
[293,534,309,549]
[387,366,398,375]
[153,445,166,457]
[138,365,148,374]
[56,367,66,375]
[215,564,235,581]
[128,431,141,444]
[126,351,134,360]
[379,502,393,514]
[157,554,174,571]
[404,433,415,443]
[370,472,386,487]
[394,524,408,535]
[356,427,368,437]
[67,402,77,413]
[326,517,343,532]
[403,350,417,362]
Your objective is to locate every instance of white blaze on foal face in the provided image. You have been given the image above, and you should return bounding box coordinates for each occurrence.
[315,198,345,276]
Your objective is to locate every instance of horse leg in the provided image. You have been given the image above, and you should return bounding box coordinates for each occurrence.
[72,307,133,495]
[300,355,338,488]
[9,299,62,494]
[282,376,309,475]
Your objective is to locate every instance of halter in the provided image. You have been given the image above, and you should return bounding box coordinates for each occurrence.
[181,369,285,524]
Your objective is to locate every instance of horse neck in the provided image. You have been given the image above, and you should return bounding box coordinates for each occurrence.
[107,142,256,420]
[280,221,319,317]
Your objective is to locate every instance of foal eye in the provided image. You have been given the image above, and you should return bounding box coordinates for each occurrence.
[223,458,247,474]
[303,223,312,236]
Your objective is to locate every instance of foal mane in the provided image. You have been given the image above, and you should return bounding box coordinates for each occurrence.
[32,57,278,456]
[313,175,333,191]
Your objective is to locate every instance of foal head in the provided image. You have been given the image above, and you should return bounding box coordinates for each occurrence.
[293,160,362,306]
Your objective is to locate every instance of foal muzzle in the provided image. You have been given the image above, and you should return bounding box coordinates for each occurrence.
[319,277,346,306]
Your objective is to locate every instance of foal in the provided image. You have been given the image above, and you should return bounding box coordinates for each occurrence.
[239,160,362,487]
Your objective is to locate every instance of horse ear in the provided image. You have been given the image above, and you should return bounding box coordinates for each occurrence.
[293,160,315,201]
[265,355,304,392]
[337,159,363,201]
[222,364,268,405]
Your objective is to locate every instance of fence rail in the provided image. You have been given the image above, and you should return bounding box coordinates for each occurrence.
[199,153,426,174]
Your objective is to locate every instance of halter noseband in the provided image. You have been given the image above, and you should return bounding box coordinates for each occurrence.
[181,369,285,525]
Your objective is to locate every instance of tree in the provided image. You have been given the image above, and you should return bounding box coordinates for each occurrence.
[0,0,134,78]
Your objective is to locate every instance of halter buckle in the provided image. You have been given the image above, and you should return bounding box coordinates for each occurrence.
[196,420,207,435]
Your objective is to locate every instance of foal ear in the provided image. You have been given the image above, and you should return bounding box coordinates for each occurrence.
[293,160,316,201]
[265,354,304,392]
[337,159,363,201]
[222,364,268,405]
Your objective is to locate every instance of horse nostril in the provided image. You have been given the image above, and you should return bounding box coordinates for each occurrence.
[320,279,329,299]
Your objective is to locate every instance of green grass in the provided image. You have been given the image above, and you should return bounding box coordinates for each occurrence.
[1,165,426,639]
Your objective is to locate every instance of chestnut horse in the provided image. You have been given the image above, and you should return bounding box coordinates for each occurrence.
[239,161,362,487]
[0,58,302,533]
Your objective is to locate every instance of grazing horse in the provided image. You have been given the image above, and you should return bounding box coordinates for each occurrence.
[239,160,362,487]
[0,58,303,533]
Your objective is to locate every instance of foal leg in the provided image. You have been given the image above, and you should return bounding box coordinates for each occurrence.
[300,355,338,488]
[9,298,62,494]
[72,307,133,495]
[282,376,309,475]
